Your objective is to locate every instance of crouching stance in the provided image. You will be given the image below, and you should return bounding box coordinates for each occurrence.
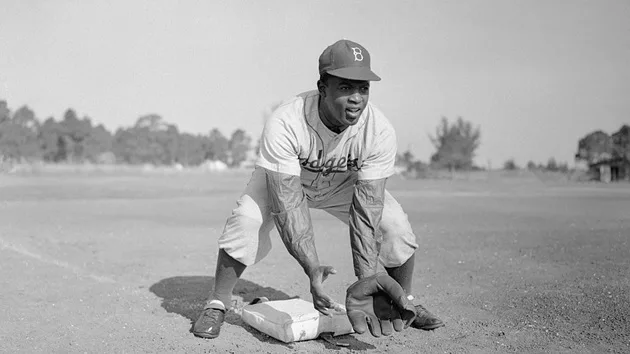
[193,39,444,339]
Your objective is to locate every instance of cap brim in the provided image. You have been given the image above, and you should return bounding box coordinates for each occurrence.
[326,67,381,81]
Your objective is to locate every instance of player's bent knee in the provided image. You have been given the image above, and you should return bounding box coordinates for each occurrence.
[219,212,273,266]
[380,237,417,268]
[379,216,418,268]
[232,194,266,223]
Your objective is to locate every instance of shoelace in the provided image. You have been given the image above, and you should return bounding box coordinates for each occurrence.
[203,308,224,323]
[415,304,429,312]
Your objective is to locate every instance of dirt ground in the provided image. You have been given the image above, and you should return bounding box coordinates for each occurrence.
[1,170,629,353]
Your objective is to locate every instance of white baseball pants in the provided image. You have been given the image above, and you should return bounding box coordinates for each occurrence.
[217,167,418,267]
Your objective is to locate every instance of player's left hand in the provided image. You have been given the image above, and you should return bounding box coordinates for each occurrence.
[345,272,416,337]
[309,265,345,316]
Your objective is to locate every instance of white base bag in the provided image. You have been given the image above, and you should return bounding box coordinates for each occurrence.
[241,298,354,343]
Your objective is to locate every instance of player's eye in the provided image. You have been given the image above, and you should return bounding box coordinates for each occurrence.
[360,87,370,94]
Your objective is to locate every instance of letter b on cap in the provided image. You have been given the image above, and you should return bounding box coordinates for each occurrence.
[351,47,363,61]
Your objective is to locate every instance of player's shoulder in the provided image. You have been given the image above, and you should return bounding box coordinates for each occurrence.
[270,90,317,119]
[364,101,395,132]
[361,102,397,151]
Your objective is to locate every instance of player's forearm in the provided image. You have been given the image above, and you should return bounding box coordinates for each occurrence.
[265,169,320,276]
[349,178,387,279]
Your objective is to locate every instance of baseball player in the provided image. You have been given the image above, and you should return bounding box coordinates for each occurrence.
[193,39,444,339]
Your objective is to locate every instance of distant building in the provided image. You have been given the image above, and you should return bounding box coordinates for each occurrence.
[584,125,630,182]
[589,157,629,183]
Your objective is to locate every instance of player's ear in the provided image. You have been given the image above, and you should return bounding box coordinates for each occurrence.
[317,80,326,97]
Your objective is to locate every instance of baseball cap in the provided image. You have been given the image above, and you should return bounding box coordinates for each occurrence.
[318,39,381,81]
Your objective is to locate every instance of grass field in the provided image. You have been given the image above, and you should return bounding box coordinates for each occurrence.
[1,170,629,353]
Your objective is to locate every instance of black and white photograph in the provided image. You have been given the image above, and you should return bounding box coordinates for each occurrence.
[1,1,629,353]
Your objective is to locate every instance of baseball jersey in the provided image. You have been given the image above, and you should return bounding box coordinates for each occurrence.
[257,90,397,191]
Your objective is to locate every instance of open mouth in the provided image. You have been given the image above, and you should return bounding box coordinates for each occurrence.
[345,108,361,119]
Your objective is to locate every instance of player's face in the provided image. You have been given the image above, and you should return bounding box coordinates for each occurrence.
[319,76,370,132]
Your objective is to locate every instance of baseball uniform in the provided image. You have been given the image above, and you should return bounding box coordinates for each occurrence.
[217,90,418,267]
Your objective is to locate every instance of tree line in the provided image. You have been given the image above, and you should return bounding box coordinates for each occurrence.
[0,100,252,167]
[395,115,581,176]
[395,116,484,176]
[502,158,570,172]
[8,97,605,177]
[3,99,486,172]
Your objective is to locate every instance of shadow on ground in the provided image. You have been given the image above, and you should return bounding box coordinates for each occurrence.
[149,276,295,322]
[149,276,375,351]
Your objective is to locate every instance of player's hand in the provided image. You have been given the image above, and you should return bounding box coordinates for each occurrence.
[345,272,416,337]
[308,265,344,316]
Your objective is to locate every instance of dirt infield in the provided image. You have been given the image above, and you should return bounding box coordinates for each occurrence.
[1,171,629,353]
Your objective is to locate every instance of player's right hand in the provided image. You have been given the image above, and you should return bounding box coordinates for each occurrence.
[309,265,345,316]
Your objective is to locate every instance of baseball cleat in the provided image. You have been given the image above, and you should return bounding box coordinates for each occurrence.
[410,304,444,331]
[192,308,225,339]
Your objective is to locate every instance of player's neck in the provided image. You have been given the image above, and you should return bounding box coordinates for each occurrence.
[317,98,347,134]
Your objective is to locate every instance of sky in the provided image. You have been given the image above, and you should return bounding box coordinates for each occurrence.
[1,0,629,167]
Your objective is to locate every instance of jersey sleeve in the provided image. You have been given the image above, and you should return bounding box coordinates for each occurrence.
[256,107,302,176]
[357,120,397,180]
